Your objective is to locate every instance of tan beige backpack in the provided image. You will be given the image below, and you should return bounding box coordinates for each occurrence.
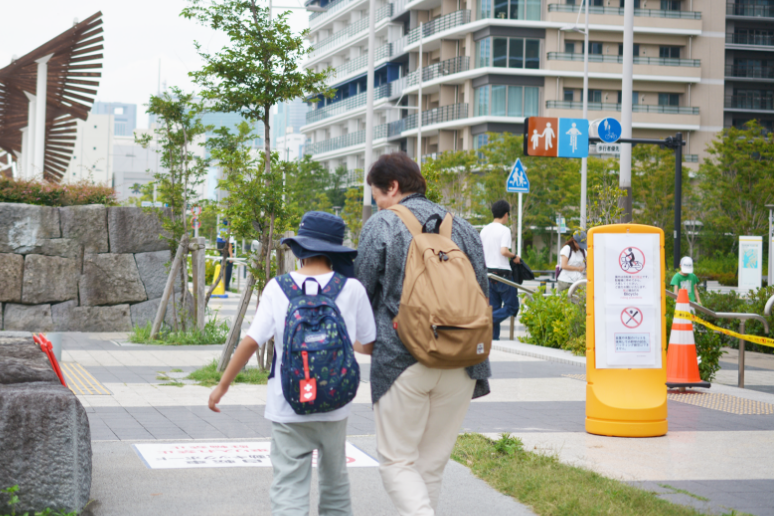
[388,205,492,369]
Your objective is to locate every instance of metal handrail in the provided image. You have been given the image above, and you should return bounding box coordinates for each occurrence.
[765,294,774,316]
[567,279,587,300]
[487,273,537,295]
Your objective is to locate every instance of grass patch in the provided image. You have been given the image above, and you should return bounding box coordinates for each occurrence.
[155,372,185,387]
[170,368,183,373]
[187,360,269,387]
[128,318,230,346]
[451,433,746,516]
[659,484,710,502]
[1,484,79,515]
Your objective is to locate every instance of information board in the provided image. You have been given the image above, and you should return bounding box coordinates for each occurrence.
[593,232,662,369]
[738,236,762,292]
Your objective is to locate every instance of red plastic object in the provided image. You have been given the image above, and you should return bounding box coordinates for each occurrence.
[34,334,67,387]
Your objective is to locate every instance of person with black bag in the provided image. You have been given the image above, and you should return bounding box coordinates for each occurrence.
[480,200,521,341]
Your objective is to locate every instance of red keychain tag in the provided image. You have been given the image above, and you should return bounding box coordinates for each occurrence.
[300,351,317,403]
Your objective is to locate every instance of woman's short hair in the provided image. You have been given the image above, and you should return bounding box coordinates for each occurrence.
[366,152,427,195]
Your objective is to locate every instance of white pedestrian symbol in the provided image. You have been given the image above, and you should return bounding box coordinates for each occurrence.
[531,129,541,150]
[566,122,582,153]
[515,168,525,187]
[541,123,555,150]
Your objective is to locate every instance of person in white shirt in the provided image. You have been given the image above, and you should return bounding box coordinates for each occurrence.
[556,231,587,292]
[208,211,376,516]
[479,200,521,340]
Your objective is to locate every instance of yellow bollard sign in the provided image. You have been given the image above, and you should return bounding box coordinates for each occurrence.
[586,224,668,437]
[211,263,226,297]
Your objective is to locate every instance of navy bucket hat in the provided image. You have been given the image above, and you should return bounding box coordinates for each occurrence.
[281,212,357,277]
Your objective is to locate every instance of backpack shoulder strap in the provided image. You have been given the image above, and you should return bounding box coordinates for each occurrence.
[275,274,304,301]
[439,212,453,239]
[387,204,422,237]
[320,272,348,300]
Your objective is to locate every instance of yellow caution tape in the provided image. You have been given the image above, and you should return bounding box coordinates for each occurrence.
[674,310,774,349]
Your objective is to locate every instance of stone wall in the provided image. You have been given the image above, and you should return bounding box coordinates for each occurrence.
[0,203,184,332]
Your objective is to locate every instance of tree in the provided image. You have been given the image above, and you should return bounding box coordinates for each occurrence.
[285,155,335,228]
[421,151,478,217]
[341,187,364,246]
[699,120,774,244]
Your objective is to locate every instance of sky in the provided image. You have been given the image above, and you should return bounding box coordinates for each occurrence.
[0,0,310,129]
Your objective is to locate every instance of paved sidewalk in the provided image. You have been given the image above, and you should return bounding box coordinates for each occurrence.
[62,332,774,516]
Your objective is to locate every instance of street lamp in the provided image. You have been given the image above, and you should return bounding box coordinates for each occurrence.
[767,204,774,285]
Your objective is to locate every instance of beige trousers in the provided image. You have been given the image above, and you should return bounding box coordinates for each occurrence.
[374,363,476,516]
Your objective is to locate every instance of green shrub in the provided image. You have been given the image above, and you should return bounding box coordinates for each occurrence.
[128,317,230,345]
[187,359,269,387]
[698,286,774,356]
[0,177,116,206]
[521,245,553,272]
[1,485,77,516]
[520,287,586,355]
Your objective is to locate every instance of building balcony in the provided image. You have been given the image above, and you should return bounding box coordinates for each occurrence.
[547,52,700,68]
[387,103,469,136]
[726,33,774,49]
[547,4,701,19]
[309,3,392,58]
[309,0,361,27]
[726,2,774,18]
[725,64,774,80]
[393,10,471,56]
[724,95,774,111]
[396,56,470,91]
[546,100,699,115]
[325,43,393,85]
[305,82,396,124]
[305,123,389,156]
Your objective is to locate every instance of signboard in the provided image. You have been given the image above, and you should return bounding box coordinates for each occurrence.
[556,216,566,234]
[738,236,762,292]
[597,118,622,143]
[524,117,589,158]
[596,143,621,155]
[191,206,202,216]
[191,217,201,230]
[506,158,530,193]
[593,233,662,369]
[133,441,379,470]
[586,224,667,438]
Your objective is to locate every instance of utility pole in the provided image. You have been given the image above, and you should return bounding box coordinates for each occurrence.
[363,0,377,223]
[670,132,683,270]
[417,23,423,161]
[580,0,589,228]
[620,0,634,222]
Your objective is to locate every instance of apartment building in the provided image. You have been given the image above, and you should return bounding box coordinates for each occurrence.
[302,0,734,171]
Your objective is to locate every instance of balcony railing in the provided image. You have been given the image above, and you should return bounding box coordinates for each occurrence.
[725,95,774,111]
[546,100,699,114]
[309,0,358,25]
[547,52,701,67]
[727,2,774,17]
[725,64,774,79]
[401,56,471,88]
[403,10,471,47]
[388,103,469,135]
[311,3,392,56]
[306,83,393,124]
[726,32,774,46]
[548,3,701,18]
[327,43,393,83]
[305,123,389,155]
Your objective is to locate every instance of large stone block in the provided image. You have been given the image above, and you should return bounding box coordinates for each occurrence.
[107,207,170,254]
[0,332,58,384]
[0,253,23,302]
[134,250,178,299]
[129,293,194,329]
[0,203,61,254]
[21,238,82,261]
[60,204,108,253]
[21,255,79,304]
[52,301,132,332]
[0,382,92,513]
[3,304,53,332]
[79,253,147,306]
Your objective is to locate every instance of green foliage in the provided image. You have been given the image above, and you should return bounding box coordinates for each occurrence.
[0,177,116,207]
[128,318,230,345]
[342,187,364,246]
[421,151,478,216]
[693,251,738,286]
[1,485,78,516]
[521,245,553,271]
[188,359,269,387]
[285,155,338,228]
[519,287,587,355]
[492,433,524,456]
[697,286,774,355]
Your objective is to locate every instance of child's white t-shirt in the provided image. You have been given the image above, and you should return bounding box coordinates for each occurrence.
[246,271,376,424]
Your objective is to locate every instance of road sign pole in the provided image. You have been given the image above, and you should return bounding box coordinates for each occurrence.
[580,0,589,229]
[620,0,635,222]
[517,192,523,256]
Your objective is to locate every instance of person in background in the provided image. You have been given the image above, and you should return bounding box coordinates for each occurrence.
[217,220,234,292]
[671,256,702,304]
[480,200,521,341]
[556,232,587,292]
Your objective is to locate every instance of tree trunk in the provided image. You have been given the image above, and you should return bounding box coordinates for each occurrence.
[150,236,189,340]
[217,273,257,372]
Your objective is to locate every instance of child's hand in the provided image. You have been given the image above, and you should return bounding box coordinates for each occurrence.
[208,384,228,413]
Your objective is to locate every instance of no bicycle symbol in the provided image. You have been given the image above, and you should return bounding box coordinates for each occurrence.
[621,307,643,329]
[618,247,645,274]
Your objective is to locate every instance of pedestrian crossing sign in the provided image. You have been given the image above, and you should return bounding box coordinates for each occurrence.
[506,158,530,193]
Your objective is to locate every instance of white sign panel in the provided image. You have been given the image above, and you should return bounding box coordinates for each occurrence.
[594,233,662,369]
[738,236,762,292]
[133,441,379,470]
[596,143,621,155]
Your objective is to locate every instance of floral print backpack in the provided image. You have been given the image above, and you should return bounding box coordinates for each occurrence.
[271,273,361,415]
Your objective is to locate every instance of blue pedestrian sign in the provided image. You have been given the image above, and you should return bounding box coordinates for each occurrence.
[598,117,622,143]
[557,118,589,158]
[507,159,530,193]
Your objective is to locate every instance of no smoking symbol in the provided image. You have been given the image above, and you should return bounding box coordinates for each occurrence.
[621,307,643,329]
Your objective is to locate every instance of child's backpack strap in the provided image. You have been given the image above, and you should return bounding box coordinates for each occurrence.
[276,273,304,301]
[319,272,348,300]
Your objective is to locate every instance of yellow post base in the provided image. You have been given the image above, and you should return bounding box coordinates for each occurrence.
[585,417,668,438]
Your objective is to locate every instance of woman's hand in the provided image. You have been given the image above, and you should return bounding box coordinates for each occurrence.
[208,384,229,413]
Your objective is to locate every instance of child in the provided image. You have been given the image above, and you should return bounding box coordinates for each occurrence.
[208,211,376,516]
[670,256,702,305]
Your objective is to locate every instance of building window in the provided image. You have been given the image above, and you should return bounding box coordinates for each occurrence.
[474,133,489,159]
[494,0,508,18]
[475,37,541,69]
[660,0,680,10]
[659,46,680,59]
[658,93,680,106]
[479,0,540,19]
[588,90,602,102]
[620,0,641,7]
[617,91,640,104]
[618,44,640,56]
[474,85,539,116]
[564,89,574,102]
[565,42,575,54]
[589,42,603,55]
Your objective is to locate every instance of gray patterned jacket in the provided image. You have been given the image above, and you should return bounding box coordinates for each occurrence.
[354,193,492,404]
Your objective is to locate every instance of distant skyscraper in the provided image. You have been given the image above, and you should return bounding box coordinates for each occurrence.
[200,111,265,150]
[272,99,309,149]
[92,102,137,137]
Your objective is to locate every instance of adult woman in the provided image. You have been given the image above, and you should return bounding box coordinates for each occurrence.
[556,231,587,292]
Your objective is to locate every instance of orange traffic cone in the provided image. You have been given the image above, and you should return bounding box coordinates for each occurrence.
[666,288,710,389]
